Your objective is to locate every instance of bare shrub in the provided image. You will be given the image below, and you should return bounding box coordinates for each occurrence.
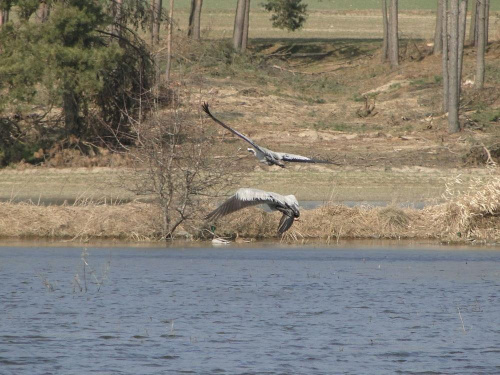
[127,97,237,240]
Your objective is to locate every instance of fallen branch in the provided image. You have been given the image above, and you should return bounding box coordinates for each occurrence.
[481,143,498,167]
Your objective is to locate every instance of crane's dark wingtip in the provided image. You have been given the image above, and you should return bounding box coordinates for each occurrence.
[201,102,211,116]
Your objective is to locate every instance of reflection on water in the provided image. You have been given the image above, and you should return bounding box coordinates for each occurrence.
[1,246,499,374]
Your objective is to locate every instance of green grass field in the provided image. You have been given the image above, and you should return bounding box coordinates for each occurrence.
[174,0,499,12]
[169,1,499,41]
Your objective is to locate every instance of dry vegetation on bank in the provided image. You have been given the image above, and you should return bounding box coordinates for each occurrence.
[1,173,498,244]
[214,173,500,244]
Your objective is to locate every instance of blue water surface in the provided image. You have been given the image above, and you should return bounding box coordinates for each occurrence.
[0,245,499,374]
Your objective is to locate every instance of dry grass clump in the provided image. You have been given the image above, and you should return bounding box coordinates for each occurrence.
[209,207,280,239]
[425,174,500,242]
[295,204,420,241]
[0,201,162,241]
[212,203,421,241]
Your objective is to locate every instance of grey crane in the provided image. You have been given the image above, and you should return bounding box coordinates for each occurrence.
[205,188,300,235]
[202,102,334,168]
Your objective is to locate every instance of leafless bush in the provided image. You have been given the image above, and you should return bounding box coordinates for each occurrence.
[127,96,237,240]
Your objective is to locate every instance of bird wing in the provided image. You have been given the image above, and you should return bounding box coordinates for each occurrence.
[205,188,283,221]
[202,102,266,153]
[277,152,337,164]
[278,213,295,234]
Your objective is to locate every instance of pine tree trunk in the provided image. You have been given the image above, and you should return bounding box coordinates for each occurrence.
[442,0,449,112]
[457,0,468,93]
[63,90,81,137]
[381,0,389,62]
[188,0,196,37]
[0,9,9,25]
[448,0,460,133]
[433,0,444,54]
[485,0,489,45]
[112,0,122,37]
[188,0,203,40]
[233,0,246,51]
[388,0,399,67]
[155,0,163,45]
[151,0,163,45]
[150,0,155,45]
[165,0,174,83]
[475,0,486,89]
[241,0,250,52]
[469,0,477,45]
[37,1,50,23]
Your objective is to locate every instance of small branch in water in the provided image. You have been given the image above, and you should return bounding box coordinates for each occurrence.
[457,306,466,333]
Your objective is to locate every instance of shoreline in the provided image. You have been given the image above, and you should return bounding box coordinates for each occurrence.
[0,167,497,246]
[0,237,498,250]
[0,187,497,245]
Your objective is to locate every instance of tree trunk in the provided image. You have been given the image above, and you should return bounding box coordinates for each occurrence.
[442,0,449,112]
[112,0,122,37]
[155,0,163,45]
[188,0,203,40]
[241,0,250,52]
[469,0,477,45]
[150,0,155,44]
[151,0,163,45]
[484,0,489,45]
[37,1,50,23]
[233,0,246,51]
[63,89,81,137]
[165,0,174,83]
[448,0,460,133]
[475,0,486,89]
[388,0,399,67]
[0,9,9,25]
[433,0,444,54]
[381,0,389,61]
[457,0,468,93]
[188,0,195,37]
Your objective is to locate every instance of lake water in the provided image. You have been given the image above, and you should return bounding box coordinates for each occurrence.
[1,244,499,374]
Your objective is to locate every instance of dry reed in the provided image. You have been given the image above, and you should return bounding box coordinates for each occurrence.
[0,200,162,241]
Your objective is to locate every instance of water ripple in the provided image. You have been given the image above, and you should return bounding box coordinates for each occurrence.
[0,246,499,374]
